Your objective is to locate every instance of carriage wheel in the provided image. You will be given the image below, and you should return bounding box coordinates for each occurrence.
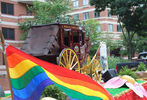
[91,59,103,83]
[57,48,80,72]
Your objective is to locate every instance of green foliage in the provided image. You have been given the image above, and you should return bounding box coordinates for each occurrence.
[108,56,128,69]
[28,0,71,24]
[135,36,147,53]
[80,19,102,56]
[137,62,147,71]
[120,33,137,57]
[100,35,122,53]
[19,20,34,40]
[41,85,66,100]
[90,0,146,35]
[90,0,147,59]
[19,0,71,40]
[80,19,122,56]
[120,34,147,55]
[118,66,138,79]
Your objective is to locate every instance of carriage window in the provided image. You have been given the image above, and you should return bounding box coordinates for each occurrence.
[73,31,79,43]
[63,30,69,46]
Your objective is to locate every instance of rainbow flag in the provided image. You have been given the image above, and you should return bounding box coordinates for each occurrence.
[6,46,114,100]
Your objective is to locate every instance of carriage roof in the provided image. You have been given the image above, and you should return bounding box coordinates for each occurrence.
[21,23,86,56]
[31,23,85,29]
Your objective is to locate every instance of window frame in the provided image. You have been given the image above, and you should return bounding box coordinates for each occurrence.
[83,12,89,20]
[2,27,15,40]
[108,24,113,32]
[73,0,79,8]
[108,10,112,17]
[1,2,14,15]
[73,14,79,20]
[83,0,88,6]
[96,25,101,32]
[117,25,122,32]
[94,11,100,18]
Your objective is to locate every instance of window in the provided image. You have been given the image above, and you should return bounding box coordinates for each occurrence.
[108,10,112,17]
[117,25,122,32]
[73,14,79,20]
[108,24,113,32]
[2,28,15,40]
[1,2,14,15]
[94,11,100,18]
[73,31,79,43]
[73,0,79,8]
[26,5,32,16]
[63,30,69,46]
[83,0,88,6]
[96,25,101,32]
[83,12,89,20]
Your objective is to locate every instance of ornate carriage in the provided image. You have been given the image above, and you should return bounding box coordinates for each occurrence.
[22,23,102,82]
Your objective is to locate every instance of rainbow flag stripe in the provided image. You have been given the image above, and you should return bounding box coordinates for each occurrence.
[6,46,114,100]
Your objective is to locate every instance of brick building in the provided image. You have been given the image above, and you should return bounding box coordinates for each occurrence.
[0,0,121,66]
[0,0,40,66]
[68,0,122,38]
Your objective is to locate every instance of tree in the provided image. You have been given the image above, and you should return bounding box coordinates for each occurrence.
[80,19,102,55]
[101,34,122,56]
[80,19,122,56]
[136,36,147,53]
[120,34,147,55]
[19,0,71,40]
[90,0,147,59]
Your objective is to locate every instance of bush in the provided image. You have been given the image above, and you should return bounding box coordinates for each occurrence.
[108,56,128,69]
[41,85,66,100]
[137,62,147,71]
[118,66,138,79]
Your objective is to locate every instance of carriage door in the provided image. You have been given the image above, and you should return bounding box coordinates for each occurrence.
[72,30,80,55]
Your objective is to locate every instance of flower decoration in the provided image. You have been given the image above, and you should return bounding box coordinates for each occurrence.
[104,75,147,98]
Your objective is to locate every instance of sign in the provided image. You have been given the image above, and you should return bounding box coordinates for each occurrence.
[99,42,108,73]
[74,45,79,53]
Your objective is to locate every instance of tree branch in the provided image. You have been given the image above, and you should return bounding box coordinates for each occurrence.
[118,20,127,41]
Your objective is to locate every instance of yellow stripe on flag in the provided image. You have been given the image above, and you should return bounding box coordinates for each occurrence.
[44,69,109,100]
[9,60,37,79]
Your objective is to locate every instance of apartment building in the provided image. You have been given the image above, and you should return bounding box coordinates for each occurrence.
[0,0,38,66]
[68,0,122,38]
[0,0,121,66]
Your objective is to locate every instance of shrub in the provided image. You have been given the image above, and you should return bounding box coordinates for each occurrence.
[41,85,66,100]
[118,66,138,79]
[137,62,147,71]
[108,56,128,69]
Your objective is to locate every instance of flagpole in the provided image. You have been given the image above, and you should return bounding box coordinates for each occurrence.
[0,30,14,100]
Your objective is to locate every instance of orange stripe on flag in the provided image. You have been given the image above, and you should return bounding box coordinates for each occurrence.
[53,73,110,98]
[7,53,26,68]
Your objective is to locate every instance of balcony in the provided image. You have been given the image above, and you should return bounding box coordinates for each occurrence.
[12,0,45,4]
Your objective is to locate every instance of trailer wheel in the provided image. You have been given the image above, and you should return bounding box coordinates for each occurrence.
[91,59,103,83]
[57,48,80,72]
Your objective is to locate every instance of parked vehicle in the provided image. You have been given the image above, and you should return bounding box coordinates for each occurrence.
[115,52,147,73]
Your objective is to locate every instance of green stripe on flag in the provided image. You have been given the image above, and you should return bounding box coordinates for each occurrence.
[55,83,102,100]
[10,66,44,89]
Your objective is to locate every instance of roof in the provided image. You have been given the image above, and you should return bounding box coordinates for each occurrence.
[139,52,147,55]
[31,23,83,28]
